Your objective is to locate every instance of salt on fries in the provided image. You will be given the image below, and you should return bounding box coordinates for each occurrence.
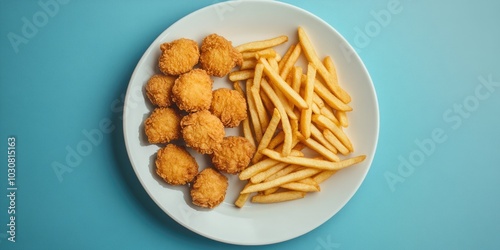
[231,27,366,207]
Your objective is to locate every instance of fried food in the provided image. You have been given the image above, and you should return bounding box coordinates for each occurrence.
[212,136,256,174]
[190,168,228,208]
[172,69,213,112]
[210,88,247,127]
[145,74,176,107]
[158,38,199,75]
[180,110,225,154]
[144,107,181,144]
[200,34,243,77]
[156,144,198,185]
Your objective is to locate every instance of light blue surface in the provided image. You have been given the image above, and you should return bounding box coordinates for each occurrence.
[1,0,499,249]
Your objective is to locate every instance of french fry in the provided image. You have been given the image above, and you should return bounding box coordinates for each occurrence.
[298,27,351,104]
[300,135,340,162]
[265,164,301,183]
[265,64,298,121]
[280,182,319,192]
[251,191,306,203]
[314,79,352,112]
[319,103,340,126]
[268,57,279,72]
[240,59,257,70]
[323,129,350,155]
[229,69,255,81]
[239,150,304,180]
[312,114,353,152]
[313,170,337,184]
[311,102,322,115]
[278,44,296,71]
[242,51,257,60]
[241,168,321,194]
[259,88,275,115]
[246,79,263,143]
[260,149,366,171]
[260,79,294,156]
[310,124,337,154]
[298,177,319,186]
[267,130,285,150]
[312,92,325,109]
[292,66,303,94]
[335,110,349,128]
[251,63,270,129]
[323,56,351,104]
[260,58,308,109]
[236,35,288,52]
[255,48,277,59]
[234,182,252,208]
[300,63,316,139]
[253,109,281,163]
[279,43,301,80]
[233,81,255,146]
[239,158,281,181]
[250,162,288,184]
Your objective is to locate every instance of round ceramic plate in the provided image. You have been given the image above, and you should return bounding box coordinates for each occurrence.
[123,0,379,245]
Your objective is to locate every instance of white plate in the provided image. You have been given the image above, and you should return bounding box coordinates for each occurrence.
[123,0,379,245]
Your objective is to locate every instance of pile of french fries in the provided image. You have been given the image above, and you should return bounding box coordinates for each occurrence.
[229,27,366,207]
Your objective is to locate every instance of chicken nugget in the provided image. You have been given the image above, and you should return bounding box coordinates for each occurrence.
[200,34,243,77]
[146,74,176,107]
[190,168,228,208]
[210,88,247,127]
[172,69,213,112]
[156,144,198,185]
[181,110,225,154]
[212,136,256,174]
[158,38,199,75]
[144,107,181,144]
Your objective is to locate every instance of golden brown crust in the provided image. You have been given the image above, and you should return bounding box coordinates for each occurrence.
[200,34,243,77]
[212,136,256,174]
[145,74,177,107]
[156,144,198,185]
[180,110,225,154]
[158,38,199,76]
[190,168,228,208]
[210,88,247,127]
[144,107,182,144]
[172,69,213,112]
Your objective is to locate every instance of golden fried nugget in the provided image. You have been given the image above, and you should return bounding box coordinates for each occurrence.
[145,74,176,107]
[200,34,243,77]
[181,110,225,154]
[190,168,228,208]
[156,144,198,185]
[172,69,213,112]
[158,38,199,75]
[144,107,181,144]
[210,88,247,127]
[212,136,256,174]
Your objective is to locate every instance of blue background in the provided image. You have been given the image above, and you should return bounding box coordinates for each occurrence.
[1,0,500,249]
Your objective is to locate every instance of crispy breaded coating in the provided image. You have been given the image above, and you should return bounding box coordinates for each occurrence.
[181,110,225,154]
[172,69,213,112]
[146,74,176,107]
[158,38,199,75]
[200,34,243,77]
[212,136,256,174]
[190,168,228,208]
[144,107,182,144]
[156,144,198,185]
[210,88,247,127]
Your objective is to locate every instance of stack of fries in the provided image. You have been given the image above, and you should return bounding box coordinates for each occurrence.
[229,27,366,207]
